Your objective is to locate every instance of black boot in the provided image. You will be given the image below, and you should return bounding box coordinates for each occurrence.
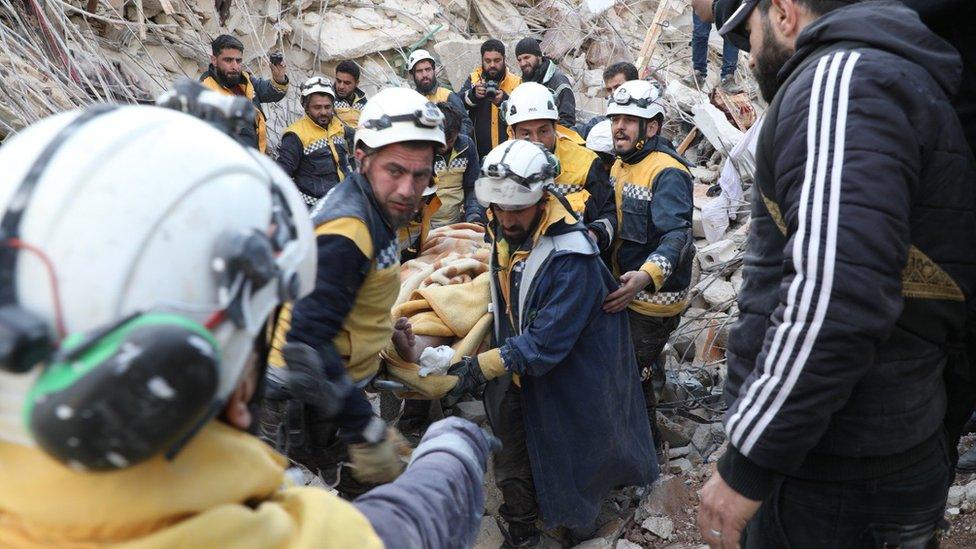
[496,516,540,548]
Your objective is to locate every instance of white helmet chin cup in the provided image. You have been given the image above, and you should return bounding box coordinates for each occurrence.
[475,139,556,208]
[605,79,665,120]
[301,76,336,100]
[0,105,317,445]
[505,82,559,126]
[354,87,446,151]
[585,119,614,154]
[407,49,436,72]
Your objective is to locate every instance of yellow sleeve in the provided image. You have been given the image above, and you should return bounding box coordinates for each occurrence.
[476,348,506,380]
[316,217,373,257]
[639,261,665,292]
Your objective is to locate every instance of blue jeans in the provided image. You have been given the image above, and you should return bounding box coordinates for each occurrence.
[692,13,739,77]
[741,437,951,548]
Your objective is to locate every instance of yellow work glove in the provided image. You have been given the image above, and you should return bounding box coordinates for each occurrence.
[348,427,412,484]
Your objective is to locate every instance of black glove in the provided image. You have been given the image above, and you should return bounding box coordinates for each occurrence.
[447,356,487,398]
[282,342,350,418]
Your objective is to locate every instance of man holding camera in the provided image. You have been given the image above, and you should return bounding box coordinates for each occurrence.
[200,34,288,154]
[460,39,522,159]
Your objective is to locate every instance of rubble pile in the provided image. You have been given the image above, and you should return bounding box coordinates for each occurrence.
[1,0,741,142]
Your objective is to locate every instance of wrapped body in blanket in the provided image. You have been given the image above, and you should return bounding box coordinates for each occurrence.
[382,223,493,399]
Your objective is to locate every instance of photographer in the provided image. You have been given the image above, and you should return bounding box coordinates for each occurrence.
[459,39,522,159]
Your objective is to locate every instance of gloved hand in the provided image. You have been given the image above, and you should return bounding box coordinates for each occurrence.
[283,342,350,418]
[447,356,487,398]
[348,426,412,484]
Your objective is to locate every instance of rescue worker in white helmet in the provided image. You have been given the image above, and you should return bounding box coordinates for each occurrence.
[447,139,658,546]
[585,119,615,174]
[263,86,449,498]
[407,49,474,139]
[276,76,350,208]
[603,79,694,453]
[0,84,495,547]
[505,82,617,253]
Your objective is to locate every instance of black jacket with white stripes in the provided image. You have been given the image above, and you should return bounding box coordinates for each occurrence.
[718,1,976,500]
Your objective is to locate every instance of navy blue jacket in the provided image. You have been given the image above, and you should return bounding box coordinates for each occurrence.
[489,202,658,529]
[719,1,976,500]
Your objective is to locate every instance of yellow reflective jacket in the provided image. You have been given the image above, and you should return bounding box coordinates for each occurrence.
[200,71,287,154]
[0,422,382,548]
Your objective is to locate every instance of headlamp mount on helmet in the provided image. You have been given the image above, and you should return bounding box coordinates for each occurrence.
[0,96,309,471]
[361,101,444,132]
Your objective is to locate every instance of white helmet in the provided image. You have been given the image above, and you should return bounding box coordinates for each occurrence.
[585,119,613,154]
[505,82,559,126]
[407,49,435,72]
[0,105,315,467]
[300,75,336,100]
[606,79,665,120]
[475,139,559,209]
[355,87,446,151]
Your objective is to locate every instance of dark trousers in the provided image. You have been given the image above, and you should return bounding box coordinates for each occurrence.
[259,397,373,498]
[692,13,739,77]
[493,382,539,536]
[628,310,680,444]
[743,441,951,549]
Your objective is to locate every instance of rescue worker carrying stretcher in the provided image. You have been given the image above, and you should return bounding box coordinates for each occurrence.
[262,87,448,497]
[447,139,658,547]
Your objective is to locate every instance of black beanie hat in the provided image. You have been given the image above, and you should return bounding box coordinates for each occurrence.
[515,37,542,58]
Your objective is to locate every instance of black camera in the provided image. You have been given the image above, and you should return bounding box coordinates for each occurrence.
[484,80,499,99]
[269,52,284,66]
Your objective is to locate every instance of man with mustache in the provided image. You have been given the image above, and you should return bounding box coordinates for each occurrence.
[696,1,976,547]
[460,39,522,159]
[333,60,369,130]
[277,76,349,208]
[515,37,576,127]
[407,49,473,139]
[263,88,447,497]
[200,34,288,153]
[603,79,694,454]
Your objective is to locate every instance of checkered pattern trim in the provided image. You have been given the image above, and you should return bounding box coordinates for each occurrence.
[303,135,344,156]
[635,288,687,305]
[645,253,673,282]
[552,182,585,195]
[622,182,653,201]
[376,238,400,270]
[300,191,318,208]
[435,155,468,174]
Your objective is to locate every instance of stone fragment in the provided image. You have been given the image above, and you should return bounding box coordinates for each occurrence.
[668,458,692,475]
[964,480,976,504]
[949,485,965,507]
[657,413,693,447]
[697,239,738,271]
[615,540,643,549]
[703,279,735,310]
[641,516,674,540]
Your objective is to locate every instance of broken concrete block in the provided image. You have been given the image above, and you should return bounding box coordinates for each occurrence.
[692,208,706,239]
[730,268,743,293]
[693,102,745,155]
[470,0,530,40]
[615,540,643,549]
[949,485,965,507]
[703,279,735,310]
[641,516,674,540]
[691,166,720,184]
[697,239,738,271]
[668,458,692,476]
[964,480,976,504]
[657,413,693,447]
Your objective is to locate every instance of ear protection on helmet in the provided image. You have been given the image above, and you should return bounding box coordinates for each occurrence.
[0,103,295,471]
